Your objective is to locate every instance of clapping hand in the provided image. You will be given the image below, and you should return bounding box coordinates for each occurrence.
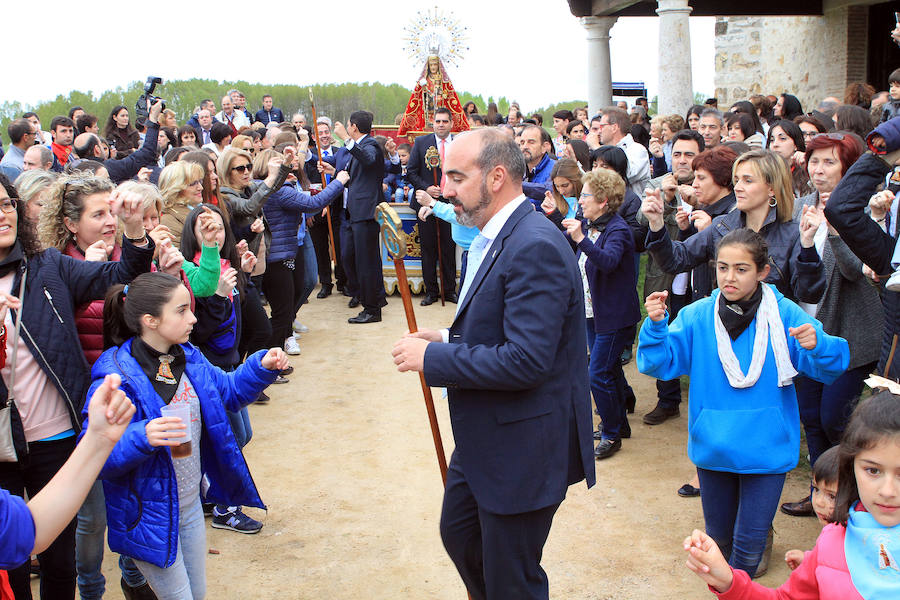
[645,291,668,322]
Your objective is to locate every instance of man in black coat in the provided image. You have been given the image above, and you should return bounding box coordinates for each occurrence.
[407,107,458,304]
[333,111,387,323]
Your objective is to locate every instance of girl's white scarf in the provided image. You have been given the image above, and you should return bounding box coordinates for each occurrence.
[713,284,797,388]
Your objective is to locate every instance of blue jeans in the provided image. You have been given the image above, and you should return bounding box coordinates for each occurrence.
[795,362,873,467]
[697,468,786,577]
[76,482,150,599]
[298,233,318,308]
[589,326,631,440]
[134,498,206,600]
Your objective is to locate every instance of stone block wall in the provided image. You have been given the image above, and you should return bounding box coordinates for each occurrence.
[713,7,865,111]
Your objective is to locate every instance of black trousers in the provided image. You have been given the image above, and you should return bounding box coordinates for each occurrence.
[239,281,272,359]
[0,436,78,600]
[309,209,345,289]
[439,455,559,600]
[418,215,456,297]
[341,219,383,315]
[262,250,305,348]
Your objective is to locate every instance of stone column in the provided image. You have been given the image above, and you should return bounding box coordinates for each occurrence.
[582,16,617,116]
[656,0,693,115]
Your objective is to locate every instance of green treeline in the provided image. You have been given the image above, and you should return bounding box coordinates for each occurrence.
[0,79,586,138]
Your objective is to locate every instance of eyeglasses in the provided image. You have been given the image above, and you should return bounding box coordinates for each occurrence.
[0,198,18,214]
[579,192,594,199]
[814,132,845,141]
[188,180,203,187]
[231,164,251,173]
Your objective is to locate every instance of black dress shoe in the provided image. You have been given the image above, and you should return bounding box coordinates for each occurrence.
[678,483,701,497]
[341,288,352,297]
[420,294,438,306]
[445,293,458,303]
[280,366,294,377]
[348,297,360,308]
[780,496,814,517]
[316,284,333,299]
[620,347,633,365]
[348,311,381,324]
[594,421,630,440]
[642,402,680,425]
[625,390,636,414]
[594,438,622,459]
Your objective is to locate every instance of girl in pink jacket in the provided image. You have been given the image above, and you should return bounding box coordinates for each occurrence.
[683,389,900,600]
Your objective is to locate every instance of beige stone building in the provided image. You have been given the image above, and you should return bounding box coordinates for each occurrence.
[569,0,900,114]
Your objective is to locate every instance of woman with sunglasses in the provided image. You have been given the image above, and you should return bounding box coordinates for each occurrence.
[779,132,882,519]
[0,173,153,599]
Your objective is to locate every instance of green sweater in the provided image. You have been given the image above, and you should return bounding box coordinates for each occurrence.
[179,243,220,298]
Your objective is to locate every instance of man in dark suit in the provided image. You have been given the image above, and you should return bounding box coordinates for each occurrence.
[407,107,458,305]
[391,129,595,599]
[305,118,348,298]
[255,94,285,126]
[333,111,386,324]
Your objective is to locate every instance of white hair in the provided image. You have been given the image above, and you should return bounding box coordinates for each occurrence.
[316,116,333,129]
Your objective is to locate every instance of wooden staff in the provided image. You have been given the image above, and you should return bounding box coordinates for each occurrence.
[376,203,448,483]
[424,146,446,306]
[308,88,336,265]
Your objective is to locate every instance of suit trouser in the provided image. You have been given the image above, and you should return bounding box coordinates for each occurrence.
[342,218,383,315]
[309,209,345,289]
[418,215,456,297]
[439,455,559,600]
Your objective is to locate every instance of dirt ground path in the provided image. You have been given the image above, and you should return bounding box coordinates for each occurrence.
[67,289,822,599]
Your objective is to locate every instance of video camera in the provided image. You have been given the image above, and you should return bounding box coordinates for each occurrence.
[135,76,165,121]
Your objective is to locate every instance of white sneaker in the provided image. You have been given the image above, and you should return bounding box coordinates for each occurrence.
[284,336,301,355]
[887,270,900,292]
[292,319,309,334]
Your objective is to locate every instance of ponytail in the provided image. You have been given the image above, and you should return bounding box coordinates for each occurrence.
[102,272,183,349]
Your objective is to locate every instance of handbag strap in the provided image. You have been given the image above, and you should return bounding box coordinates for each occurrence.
[6,265,27,403]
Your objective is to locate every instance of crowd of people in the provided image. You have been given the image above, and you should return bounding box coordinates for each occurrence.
[0,47,900,600]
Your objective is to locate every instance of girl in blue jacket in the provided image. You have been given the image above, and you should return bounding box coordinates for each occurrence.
[82,272,288,600]
[637,228,849,579]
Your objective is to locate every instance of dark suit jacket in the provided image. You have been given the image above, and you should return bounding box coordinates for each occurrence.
[254,107,284,125]
[345,136,391,222]
[407,133,446,211]
[423,199,595,515]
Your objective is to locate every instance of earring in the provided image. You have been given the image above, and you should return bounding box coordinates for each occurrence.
[768,194,777,208]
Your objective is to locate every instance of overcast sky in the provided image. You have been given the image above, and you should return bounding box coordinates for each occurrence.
[4,0,715,111]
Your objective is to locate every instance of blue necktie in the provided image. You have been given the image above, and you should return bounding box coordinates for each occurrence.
[323,149,331,185]
[456,233,490,312]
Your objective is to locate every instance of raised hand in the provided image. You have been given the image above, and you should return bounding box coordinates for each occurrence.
[561,218,584,243]
[789,323,817,350]
[250,217,265,234]
[541,191,557,214]
[675,208,691,231]
[217,266,237,297]
[691,210,712,232]
[158,240,185,275]
[147,224,174,248]
[336,171,350,185]
[868,190,894,221]
[84,239,112,262]
[417,206,433,221]
[645,291,668,322]
[260,348,289,371]
[86,374,136,445]
[0,293,22,329]
[641,188,665,232]
[798,204,824,248]
[110,188,148,241]
[240,249,257,274]
[333,121,348,141]
[197,209,220,246]
[683,529,734,593]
